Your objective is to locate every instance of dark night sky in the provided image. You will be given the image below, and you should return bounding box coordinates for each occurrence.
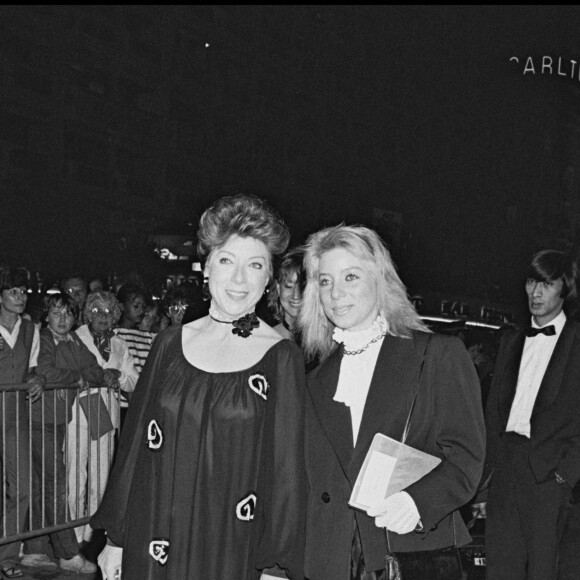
[184,5,580,309]
[3,5,580,311]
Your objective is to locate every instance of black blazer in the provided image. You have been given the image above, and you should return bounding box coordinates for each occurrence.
[481,319,580,493]
[304,331,485,580]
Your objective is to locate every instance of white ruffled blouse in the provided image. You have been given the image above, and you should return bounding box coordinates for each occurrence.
[332,316,387,445]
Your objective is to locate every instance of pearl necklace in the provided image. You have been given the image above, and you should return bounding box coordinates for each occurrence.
[332,314,388,356]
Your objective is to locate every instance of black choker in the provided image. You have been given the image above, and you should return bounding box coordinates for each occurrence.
[210,311,260,338]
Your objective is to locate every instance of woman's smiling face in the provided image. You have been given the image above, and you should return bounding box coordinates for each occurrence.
[318,247,379,331]
[205,234,270,318]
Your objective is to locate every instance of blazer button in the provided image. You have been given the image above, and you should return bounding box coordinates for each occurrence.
[321,492,330,503]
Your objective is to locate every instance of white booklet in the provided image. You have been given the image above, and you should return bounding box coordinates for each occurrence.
[349,433,441,510]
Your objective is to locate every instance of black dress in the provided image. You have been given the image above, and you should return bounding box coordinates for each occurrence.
[91,325,306,579]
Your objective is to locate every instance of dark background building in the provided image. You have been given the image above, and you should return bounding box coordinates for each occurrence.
[1,5,580,318]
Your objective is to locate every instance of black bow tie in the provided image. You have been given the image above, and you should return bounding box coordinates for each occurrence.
[526,325,556,337]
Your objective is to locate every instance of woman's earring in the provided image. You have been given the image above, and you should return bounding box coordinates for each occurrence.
[202,277,210,299]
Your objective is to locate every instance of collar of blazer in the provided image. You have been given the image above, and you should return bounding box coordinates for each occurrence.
[497,319,577,424]
[307,332,428,483]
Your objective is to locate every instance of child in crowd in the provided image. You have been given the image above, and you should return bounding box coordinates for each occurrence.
[114,284,156,426]
[114,284,156,376]
[22,293,108,574]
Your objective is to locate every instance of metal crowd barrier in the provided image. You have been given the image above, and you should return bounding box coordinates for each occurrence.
[0,382,120,545]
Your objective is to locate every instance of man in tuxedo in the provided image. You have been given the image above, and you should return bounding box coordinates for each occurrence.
[474,250,580,580]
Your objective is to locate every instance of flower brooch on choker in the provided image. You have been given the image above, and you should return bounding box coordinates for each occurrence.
[210,307,260,338]
[231,312,260,337]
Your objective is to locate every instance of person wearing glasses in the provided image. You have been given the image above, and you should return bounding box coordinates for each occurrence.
[161,285,193,329]
[67,291,139,545]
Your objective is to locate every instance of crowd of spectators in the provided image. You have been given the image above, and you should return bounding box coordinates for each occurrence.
[5,257,566,579]
[0,268,209,577]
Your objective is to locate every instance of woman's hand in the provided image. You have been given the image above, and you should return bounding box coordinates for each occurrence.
[103,368,121,390]
[366,491,421,534]
[98,544,123,580]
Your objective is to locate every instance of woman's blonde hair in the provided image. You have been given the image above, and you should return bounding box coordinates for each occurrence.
[298,224,429,361]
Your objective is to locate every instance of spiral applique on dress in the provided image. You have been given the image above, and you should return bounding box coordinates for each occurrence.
[149,539,170,566]
[236,493,257,521]
[147,419,163,450]
[248,374,269,401]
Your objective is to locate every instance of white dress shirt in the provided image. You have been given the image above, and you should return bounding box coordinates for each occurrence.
[506,310,566,437]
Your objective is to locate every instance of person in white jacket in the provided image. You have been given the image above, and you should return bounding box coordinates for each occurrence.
[68,290,139,543]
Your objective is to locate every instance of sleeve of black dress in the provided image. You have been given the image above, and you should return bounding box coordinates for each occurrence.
[89,328,172,546]
[254,341,307,580]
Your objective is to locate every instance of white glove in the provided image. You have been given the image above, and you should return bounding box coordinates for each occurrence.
[366,491,421,534]
[98,544,123,580]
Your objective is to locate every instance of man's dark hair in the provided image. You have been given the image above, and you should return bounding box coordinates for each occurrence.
[61,275,87,289]
[526,249,578,302]
[0,267,29,292]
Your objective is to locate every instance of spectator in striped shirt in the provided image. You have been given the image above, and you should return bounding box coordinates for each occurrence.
[114,285,156,422]
[114,285,156,374]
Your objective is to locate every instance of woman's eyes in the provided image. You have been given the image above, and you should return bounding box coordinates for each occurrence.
[218,257,263,269]
[319,272,359,287]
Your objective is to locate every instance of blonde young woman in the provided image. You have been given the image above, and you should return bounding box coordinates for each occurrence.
[299,224,485,580]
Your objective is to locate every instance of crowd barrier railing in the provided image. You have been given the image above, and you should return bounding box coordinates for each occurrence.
[0,382,120,546]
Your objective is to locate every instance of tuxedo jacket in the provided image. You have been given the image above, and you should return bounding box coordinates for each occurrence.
[481,319,580,492]
[303,331,485,580]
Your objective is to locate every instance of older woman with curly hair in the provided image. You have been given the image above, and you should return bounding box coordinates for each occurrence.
[94,195,307,580]
[67,290,139,545]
